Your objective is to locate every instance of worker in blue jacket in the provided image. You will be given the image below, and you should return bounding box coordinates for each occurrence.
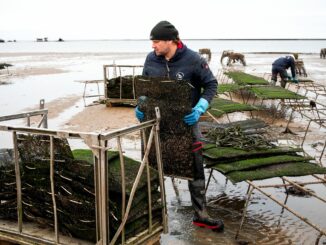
[271,55,298,88]
[135,20,224,231]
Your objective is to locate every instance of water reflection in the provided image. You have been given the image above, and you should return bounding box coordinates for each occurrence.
[161,169,326,244]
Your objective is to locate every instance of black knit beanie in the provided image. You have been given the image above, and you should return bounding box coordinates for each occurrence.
[150,21,179,40]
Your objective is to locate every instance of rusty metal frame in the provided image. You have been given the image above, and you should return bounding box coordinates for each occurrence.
[82,80,105,107]
[204,92,326,242]
[289,80,326,101]
[203,168,326,242]
[0,99,48,128]
[234,86,326,163]
[210,71,326,241]
[235,177,326,241]
[0,108,167,245]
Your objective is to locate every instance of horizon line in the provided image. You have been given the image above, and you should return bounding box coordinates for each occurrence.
[2,38,326,42]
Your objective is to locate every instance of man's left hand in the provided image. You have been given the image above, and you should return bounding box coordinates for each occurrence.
[184,109,202,125]
[184,98,209,126]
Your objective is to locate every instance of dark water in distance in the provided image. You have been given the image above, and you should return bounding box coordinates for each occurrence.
[1,39,326,53]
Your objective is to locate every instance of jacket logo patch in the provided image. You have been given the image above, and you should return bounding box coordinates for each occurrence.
[176,72,184,80]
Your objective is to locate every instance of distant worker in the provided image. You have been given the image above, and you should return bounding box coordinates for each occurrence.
[271,55,298,88]
[135,20,224,232]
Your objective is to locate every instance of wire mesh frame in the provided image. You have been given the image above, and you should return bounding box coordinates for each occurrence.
[215,68,235,84]
[207,71,326,241]
[203,162,326,242]
[0,99,48,128]
[208,78,326,163]
[288,81,326,102]
[0,108,167,245]
[235,90,326,150]
[82,80,105,107]
[103,64,144,106]
[204,108,326,242]
[231,97,326,164]
[234,177,326,243]
[272,98,326,163]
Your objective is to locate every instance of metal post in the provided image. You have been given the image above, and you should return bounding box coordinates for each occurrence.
[101,139,109,245]
[40,99,45,109]
[235,183,254,240]
[103,65,108,103]
[94,154,100,242]
[205,169,214,194]
[50,136,59,243]
[96,136,109,245]
[153,107,168,234]
[97,81,101,100]
[13,131,23,233]
[132,67,136,100]
[145,146,153,234]
[27,114,30,127]
[119,67,122,100]
[301,119,313,147]
[319,139,326,163]
[284,108,295,133]
[117,136,126,244]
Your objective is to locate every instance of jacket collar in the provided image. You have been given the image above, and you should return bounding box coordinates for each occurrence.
[154,41,187,62]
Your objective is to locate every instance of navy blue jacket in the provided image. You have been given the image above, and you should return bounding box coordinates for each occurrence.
[272,56,296,78]
[142,43,217,107]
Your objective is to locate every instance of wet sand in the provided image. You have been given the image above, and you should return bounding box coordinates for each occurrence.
[65,105,137,132]
[1,51,326,244]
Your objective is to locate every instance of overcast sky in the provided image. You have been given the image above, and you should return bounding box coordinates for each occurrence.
[1,0,326,41]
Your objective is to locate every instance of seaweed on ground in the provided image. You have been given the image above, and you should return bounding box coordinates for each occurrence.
[206,125,275,150]
[217,83,242,94]
[248,86,306,100]
[225,162,326,183]
[225,71,269,85]
[202,125,326,184]
[203,145,301,165]
[208,98,260,118]
[212,155,314,174]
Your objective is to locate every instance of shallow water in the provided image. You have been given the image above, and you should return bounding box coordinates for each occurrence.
[160,170,326,245]
[1,49,326,244]
[1,39,326,53]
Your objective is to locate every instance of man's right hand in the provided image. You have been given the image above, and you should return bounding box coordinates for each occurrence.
[135,106,144,121]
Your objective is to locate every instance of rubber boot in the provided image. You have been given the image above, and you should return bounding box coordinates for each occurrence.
[188,124,224,232]
[280,79,287,88]
[189,177,224,231]
[192,211,224,231]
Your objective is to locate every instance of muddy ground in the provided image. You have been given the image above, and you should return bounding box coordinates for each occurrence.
[0,52,326,244]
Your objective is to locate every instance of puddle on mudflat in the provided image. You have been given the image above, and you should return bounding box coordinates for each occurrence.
[160,170,326,245]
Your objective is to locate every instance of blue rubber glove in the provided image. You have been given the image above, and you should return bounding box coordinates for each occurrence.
[184,98,209,126]
[288,76,298,83]
[135,106,144,121]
